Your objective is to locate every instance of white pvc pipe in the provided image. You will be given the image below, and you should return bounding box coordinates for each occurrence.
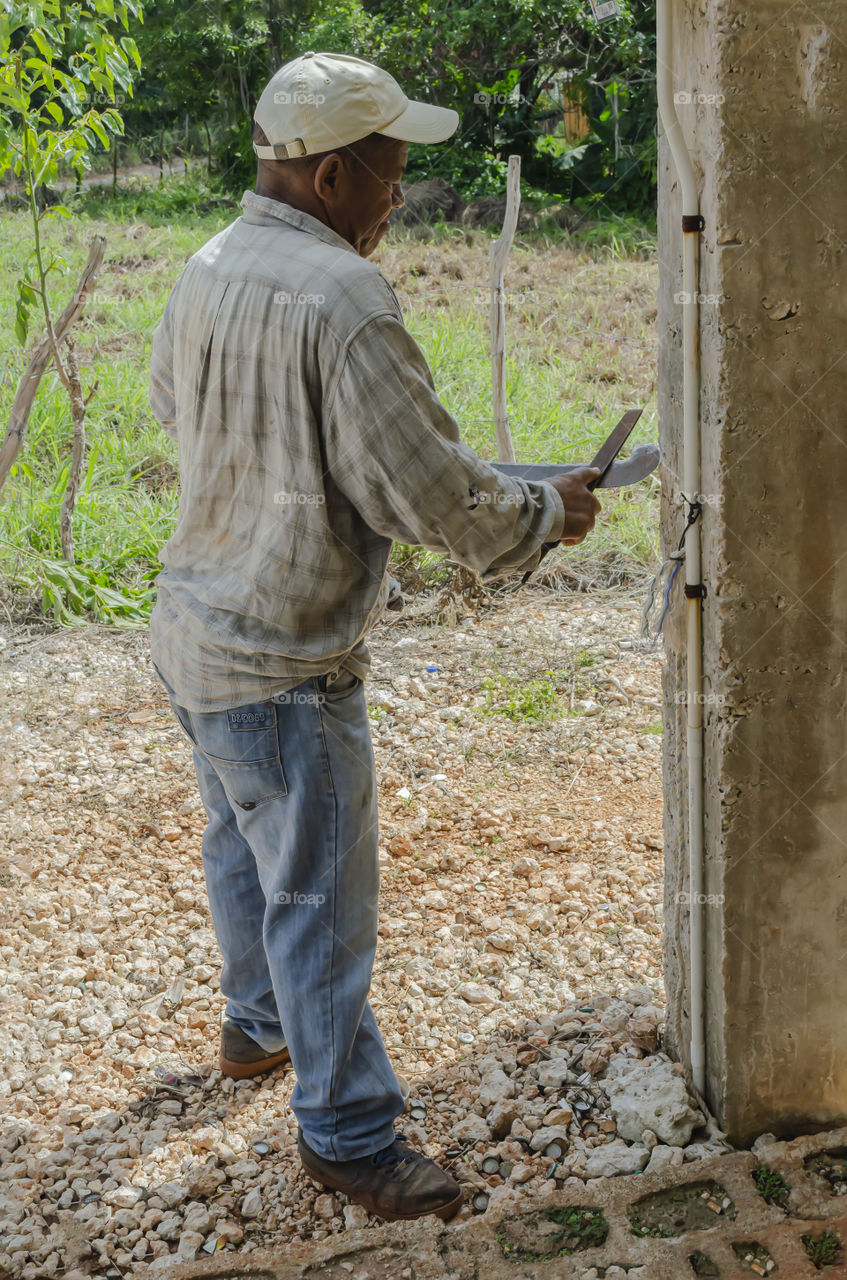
[656,0,706,1095]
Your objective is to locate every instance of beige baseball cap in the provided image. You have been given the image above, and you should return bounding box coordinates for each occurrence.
[253,51,459,160]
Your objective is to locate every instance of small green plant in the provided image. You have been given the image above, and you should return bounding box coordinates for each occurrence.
[497,1206,608,1261]
[752,1163,791,1206]
[479,669,566,723]
[576,649,597,667]
[802,1231,842,1269]
[4,544,154,626]
[643,720,664,735]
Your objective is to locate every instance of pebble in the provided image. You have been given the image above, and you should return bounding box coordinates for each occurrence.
[585,1140,650,1178]
[344,1204,370,1230]
[487,1100,520,1140]
[240,1188,262,1218]
[645,1144,685,1174]
[453,1115,491,1144]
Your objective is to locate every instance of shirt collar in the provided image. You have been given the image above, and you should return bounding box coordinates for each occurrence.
[240,190,357,257]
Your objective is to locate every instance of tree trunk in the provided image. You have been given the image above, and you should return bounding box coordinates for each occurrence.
[59,338,87,564]
[0,237,106,495]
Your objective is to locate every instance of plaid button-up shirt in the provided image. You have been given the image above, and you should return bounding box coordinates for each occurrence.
[148,190,565,712]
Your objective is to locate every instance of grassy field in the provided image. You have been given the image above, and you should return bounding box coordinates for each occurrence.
[0,176,660,625]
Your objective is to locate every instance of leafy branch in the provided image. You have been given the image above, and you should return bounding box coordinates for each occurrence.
[0,0,143,568]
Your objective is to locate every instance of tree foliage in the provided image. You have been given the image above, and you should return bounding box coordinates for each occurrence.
[119,0,656,214]
[0,0,144,586]
[362,0,655,208]
[0,0,142,342]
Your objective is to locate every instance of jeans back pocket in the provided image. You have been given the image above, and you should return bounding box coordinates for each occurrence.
[196,699,288,810]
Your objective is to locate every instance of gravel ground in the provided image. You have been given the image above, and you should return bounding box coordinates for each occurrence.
[0,584,726,1278]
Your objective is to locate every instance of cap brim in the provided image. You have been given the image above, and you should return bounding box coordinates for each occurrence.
[377,99,459,144]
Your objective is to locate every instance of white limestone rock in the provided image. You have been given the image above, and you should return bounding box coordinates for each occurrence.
[453,1114,491,1144]
[604,1054,703,1146]
[645,1144,685,1175]
[585,1139,649,1178]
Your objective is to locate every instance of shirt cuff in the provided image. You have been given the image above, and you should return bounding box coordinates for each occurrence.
[541,479,566,543]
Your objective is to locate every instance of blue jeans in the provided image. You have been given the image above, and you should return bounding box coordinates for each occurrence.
[152,663,406,1161]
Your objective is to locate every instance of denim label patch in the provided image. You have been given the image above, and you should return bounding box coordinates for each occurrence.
[227,706,273,730]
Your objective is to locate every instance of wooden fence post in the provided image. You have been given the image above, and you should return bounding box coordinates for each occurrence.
[488,154,521,463]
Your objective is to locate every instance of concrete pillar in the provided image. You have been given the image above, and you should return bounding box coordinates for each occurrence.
[659,0,847,1144]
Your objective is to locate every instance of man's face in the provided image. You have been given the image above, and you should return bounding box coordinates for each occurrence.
[331,140,408,257]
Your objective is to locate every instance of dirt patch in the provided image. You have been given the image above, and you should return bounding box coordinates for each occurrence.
[628,1181,736,1239]
[496,1204,609,1260]
[731,1240,777,1275]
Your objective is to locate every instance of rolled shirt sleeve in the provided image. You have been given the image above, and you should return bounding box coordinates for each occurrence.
[324,313,566,576]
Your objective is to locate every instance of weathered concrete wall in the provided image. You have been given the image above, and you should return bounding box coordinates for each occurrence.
[660,0,847,1144]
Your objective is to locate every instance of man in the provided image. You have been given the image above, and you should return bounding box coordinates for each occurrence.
[148,51,601,1224]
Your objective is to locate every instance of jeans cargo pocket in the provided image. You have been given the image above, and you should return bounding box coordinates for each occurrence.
[196,699,288,810]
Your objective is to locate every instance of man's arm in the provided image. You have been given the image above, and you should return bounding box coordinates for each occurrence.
[324,313,571,576]
[149,294,178,441]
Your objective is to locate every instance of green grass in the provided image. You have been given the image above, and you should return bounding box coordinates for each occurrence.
[0,173,659,626]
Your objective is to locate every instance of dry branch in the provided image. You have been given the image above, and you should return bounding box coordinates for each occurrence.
[59,337,87,564]
[0,235,106,495]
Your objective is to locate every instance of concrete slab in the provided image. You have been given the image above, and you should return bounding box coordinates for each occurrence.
[166,1127,847,1280]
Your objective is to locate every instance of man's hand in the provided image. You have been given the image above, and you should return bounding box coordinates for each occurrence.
[549,467,603,546]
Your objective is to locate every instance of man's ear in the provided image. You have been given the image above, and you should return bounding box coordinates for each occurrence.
[313,153,343,205]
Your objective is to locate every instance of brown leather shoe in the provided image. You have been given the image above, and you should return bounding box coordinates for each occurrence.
[297,1128,464,1222]
[219,1021,291,1079]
